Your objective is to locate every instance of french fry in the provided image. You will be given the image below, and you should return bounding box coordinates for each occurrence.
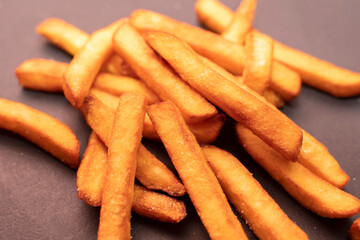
[350,217,360,240]
[202,145,308,240]
[243,32,273,95]
[130,9,301,101]
[263,89,285,108]
[16,58,66,92]
[63,19,125,109]
[144,31,302,161]
[98,93,146,240]
[221,0,257,44]
[195,0,360,97]
[0,98,79,168]
[147,101,247,240]
[82,93,186,197]
[112,23,217,124]
[236,124,360,218]
[92,72,160,104]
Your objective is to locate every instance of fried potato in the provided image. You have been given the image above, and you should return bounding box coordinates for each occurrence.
[236,124,360,218]
[221,0,257,44]
[16,58,66,92]
[77,132,187,223]
[263,89,285,108]
[195,0,360,97]
[350,217,360,240]
[130,9,301,101]
[243,32,273,95]
[0,98,79,168]
[202,145,308,240]
[63,19,125,109]
[147,101,247,240]
[98,93,146,240]
[187,114,225,144]
[112,23,217,124]
[145,31,302,161]
[92,72,160,105]
[82,93,186,197]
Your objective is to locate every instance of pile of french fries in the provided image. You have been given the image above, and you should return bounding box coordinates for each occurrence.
[1,0,359,239]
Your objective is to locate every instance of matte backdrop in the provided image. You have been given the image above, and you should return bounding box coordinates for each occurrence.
[0,0,359,239]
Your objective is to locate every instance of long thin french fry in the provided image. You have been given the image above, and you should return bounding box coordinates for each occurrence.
[147,101,247,240]
[202,145,308,240]
[195,0,360,97]
[98,93,146,240]
[130,9,301,101]
[236,124,360,218]
[0,98,79,168]
[112,23,218,124]
[144,31,302,161]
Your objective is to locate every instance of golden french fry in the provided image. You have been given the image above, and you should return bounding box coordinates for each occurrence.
[145,31,302,161]
[82,93,186,196]
[263,89,285,108]
[195,0,360,97]
[0,98,79,168]
[130,9,301,101]
[350,217,360,240]
[92,72,160,104]
[243,32,273,95]
[63,19,125,109]
[147,101,247,240]
[15,58,66,92]
[98,93,146,240]
[202,145,308,240]
[236,124,360,218]
[112,23,217,124]
[221,0,257,44]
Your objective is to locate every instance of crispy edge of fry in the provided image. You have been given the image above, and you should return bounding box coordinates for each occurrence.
[147,101,247,240]
[350,217,360,240]
[112,22,218,124]
[236,124,360,218]
[98,93,146,239]
[15,58,66,92]
[0,98,80,168]
[243,31,273,95]
[93,72,160,105]
[36,18,89,55]
[221,0,257,44]
[144,31,302,161]
[82,93,186,197]
[63,19,125,109]
[202,145,308,240]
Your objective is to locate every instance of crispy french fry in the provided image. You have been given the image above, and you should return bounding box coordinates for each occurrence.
[145,31,302,161]
[195,0,360,97]
[16,58,66,92]
[98,93,146,240]
[112,23,217,124]
[0,98,79,168]
[147,101,247,240]
[92,72,160,104]
[350,217,360,240]
[202,145,308,240]
[130,9,301,101]
[243,32,273,95]
[82,93,186,196]
[221,0,257,44]
[63,19,125,109]
[236,124,360,218]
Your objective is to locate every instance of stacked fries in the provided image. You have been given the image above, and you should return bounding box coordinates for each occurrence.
[3,0,359,239]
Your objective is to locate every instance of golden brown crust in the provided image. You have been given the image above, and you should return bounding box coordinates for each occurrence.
[147,101,247,240]
[350,217,360,240]
[202,145,308,240]
[0,98,80,168]
[144,31,302,161]
[236,124,360,218]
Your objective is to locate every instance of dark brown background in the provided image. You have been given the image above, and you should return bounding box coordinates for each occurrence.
[1,0,359,239]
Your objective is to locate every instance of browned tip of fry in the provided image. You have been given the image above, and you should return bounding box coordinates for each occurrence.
[350,217,360,240]
[188,114,226,144]
[133,185,187,223]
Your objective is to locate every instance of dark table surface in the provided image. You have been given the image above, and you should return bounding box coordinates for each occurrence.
[1,0,359,239]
